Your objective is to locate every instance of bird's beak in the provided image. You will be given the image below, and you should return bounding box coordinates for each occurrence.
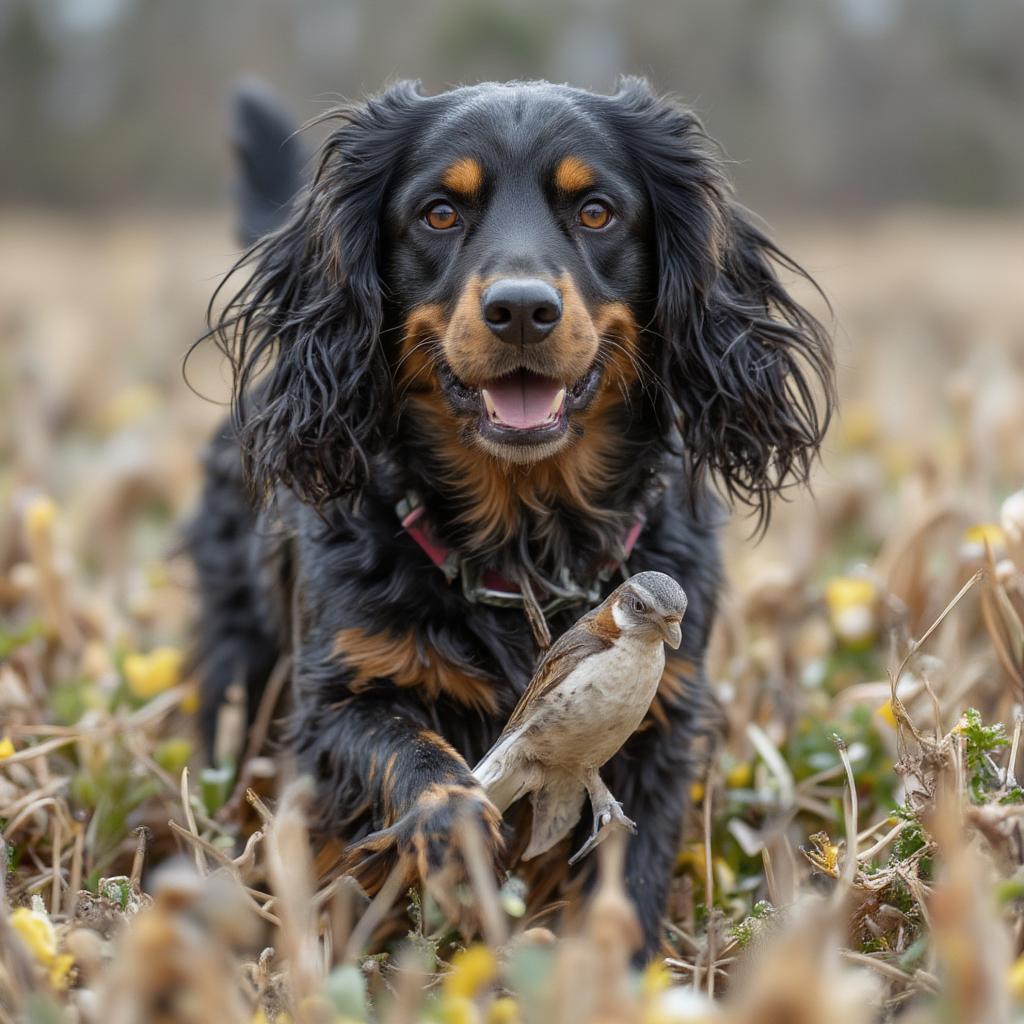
[662,616,682,650]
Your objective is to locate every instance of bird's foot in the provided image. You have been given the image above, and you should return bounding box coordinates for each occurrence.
[568,799,636,866]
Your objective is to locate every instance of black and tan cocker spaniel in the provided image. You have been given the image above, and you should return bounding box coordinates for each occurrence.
[186,77,834,957]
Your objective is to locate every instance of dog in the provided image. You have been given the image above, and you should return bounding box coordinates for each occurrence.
[186,77,834,957]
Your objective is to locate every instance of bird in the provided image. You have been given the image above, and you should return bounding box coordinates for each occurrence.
[473,571,688,865]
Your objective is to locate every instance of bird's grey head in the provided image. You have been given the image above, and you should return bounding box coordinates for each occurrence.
[612,571,688,649]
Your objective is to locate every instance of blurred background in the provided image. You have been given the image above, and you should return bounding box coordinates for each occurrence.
[4,0,1024,211]
[1,0,1022,586]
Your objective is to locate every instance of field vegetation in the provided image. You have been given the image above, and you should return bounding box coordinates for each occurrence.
[2,212,1023,1022]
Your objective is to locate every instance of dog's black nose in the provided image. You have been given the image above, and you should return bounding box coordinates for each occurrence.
[481,278,562,345]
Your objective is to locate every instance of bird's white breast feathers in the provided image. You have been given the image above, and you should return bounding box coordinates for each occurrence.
[525,630,665,770]
[473,631,665,798]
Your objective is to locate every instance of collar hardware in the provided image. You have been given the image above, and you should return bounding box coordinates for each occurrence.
[396,491,645,615]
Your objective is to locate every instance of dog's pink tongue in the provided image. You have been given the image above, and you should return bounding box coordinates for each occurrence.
[483,372,563,429]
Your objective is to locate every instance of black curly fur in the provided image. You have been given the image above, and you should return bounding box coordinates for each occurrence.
[604,79,834,532]
[185,77,833,957]
[205,83,431,507]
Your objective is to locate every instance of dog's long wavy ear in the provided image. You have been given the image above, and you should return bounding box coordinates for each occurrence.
[607,78,835,529]
[205,80,425,508]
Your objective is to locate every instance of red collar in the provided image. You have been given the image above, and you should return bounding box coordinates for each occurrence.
[397,493,645,615]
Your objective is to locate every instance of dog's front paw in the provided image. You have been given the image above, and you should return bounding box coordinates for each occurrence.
[344,782,503,903]
[403,782,503,883]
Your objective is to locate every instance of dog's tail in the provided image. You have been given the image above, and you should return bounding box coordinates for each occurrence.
[230,78,306,246]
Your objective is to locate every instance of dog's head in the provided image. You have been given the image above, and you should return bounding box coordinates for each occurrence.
[214,78,832,525]
[389,83,653,467]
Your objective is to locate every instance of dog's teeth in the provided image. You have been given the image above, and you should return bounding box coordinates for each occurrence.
[549,388,566,419]
[543,388,566,424]
[481,388,498,422]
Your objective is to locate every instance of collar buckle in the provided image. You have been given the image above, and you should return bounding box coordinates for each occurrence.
[397,490,645,614]
[460,561,604,615]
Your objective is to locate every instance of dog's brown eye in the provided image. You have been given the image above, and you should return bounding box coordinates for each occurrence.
[424,202,460,231]
[579,200,612,230]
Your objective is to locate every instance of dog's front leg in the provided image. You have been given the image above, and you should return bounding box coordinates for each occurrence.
[291,686,502,897]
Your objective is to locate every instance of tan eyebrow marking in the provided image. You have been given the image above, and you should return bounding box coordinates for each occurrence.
[441,157,484,197]
[554,155,596,193]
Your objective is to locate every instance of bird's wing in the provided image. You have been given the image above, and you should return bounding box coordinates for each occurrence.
[523,773,586,860]
[474,606,613,814]
[472,727,542,813]
[502,610,614,735]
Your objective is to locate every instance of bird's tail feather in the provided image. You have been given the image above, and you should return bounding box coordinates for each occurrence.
[523,775,585,860]
[473,731,538,812]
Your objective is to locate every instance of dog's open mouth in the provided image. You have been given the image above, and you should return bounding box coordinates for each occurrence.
[482,372,566,430]
[440,365,602,447]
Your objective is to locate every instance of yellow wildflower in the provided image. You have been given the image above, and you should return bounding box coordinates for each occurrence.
[725,761,752,788]
[24,495,57,549]
[0,735,15,759]
[155,737,193,775]
[49,953,74,989]
[875,700,898,728]
[1008,952,1024,1000]
[825,576,877,648]
[180,685,200,715]
[442,995,480,1024]
[487,996,520,1024]
[675,843,707,880]
[642,960,672,998]
[689,780,704,803]
[123,646,184,699]
[675,852,734,896]
[11,907,56,962]
[961,523,1006,560]
[444,944,497,1001]
[803,831,841,876]
[10,906,74,988]
[825,575,876,612]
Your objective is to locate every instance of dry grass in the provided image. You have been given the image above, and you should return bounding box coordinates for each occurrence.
[2,210,1024,1022]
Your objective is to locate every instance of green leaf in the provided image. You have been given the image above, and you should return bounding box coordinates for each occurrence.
[0,619,44,659]
[959,708,1009,803]
[199,765,234,815]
